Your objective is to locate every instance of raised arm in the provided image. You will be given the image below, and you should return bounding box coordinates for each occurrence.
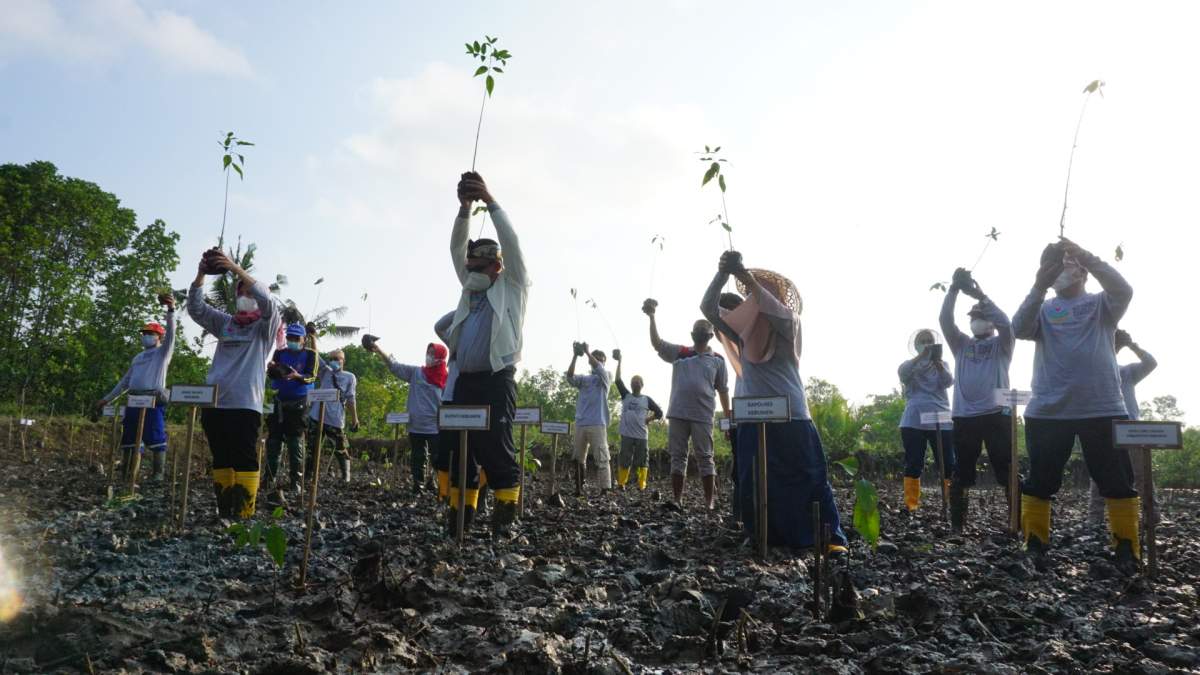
[700,269,741,347]
[644,302,668,355]
[939,287,966,354]
[1063,240,1132,325]
[451,203,471,286]
[433,311,455,344]
[490,205,527,288]
[1125,336,1158,384]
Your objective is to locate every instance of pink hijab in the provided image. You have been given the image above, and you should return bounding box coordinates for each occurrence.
[718,271,801,377]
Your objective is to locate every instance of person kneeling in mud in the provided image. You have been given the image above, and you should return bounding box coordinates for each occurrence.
[613,349,663,491]
[307,349,359,483]
[366,336,448,495]
[898,329,956,514]
[567,342,613,496]
[264,323,318,500]
[701,250,847,553]
[1012,239,1140,575]
[96,293,176,484]
[187,248,281,519]
[939,268,1015,533]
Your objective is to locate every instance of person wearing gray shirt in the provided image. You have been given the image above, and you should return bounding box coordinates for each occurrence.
[939,267,1015,533]
[898,329,956,515]
[613,350,664,491]
[1011,238,1139,575]
[1088,329,1159,527]
[367,338,448,496]
[307,350,359,483]
[187,249,281,520]
[567,343,613,495]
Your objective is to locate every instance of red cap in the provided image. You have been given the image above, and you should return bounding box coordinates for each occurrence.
[141,322,166,336]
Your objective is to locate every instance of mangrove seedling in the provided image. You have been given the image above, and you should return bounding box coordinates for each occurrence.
[227,506,288,568]
[218,131,254,248]
[699,145,732,249]
[1115,243,1124,262]
[969,227,1002,272]
[464,35,513,171]
[648,234,665,295]
[1058,79,1105,238]
[832,456,879,551]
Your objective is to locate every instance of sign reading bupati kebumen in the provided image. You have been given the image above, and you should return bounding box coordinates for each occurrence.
[102,405,117,417]
[1113,421,1183,449]
[733,396,790,423]
[170,384,218,406]
[514,407,542,425]
[126,394,157,409]
[439,406,490,430]
[386,412,410,425]
[307,388,341,403]
[920,411,953,426]
[993,389,1033,407]
[540,421,571,435]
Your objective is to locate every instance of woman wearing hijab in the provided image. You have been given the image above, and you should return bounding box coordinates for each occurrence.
[898,328,956,513]
[368,338,449,496]
[701,251,847,553]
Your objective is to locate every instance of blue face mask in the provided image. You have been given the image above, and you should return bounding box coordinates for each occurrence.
[286,340,302,352]
[141,335,159,348]
[330,361,342,371]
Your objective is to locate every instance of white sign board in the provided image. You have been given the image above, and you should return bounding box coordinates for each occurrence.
[386,412,410,425]
[1113,421,1183,449]
[994,389,1033,407]
[514,407,542,425]
[920,411,953,426]
[170,384,217,406]
[540,421,571,435]
[718,418,732,431]
[733,396,790,423]
[19,418,35,426]
[439,406,491,430]
[307,389,341,403]
[102,405,117,418]
[126,394,157,409]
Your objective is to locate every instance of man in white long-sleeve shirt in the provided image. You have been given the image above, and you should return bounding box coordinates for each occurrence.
[439,172,530,539]
[1012,238,1139,575]
[97,293,176,483]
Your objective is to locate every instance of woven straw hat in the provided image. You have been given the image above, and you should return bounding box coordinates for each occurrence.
[736,269,803,315]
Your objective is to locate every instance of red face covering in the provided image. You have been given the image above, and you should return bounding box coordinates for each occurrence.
[423,343,448,389]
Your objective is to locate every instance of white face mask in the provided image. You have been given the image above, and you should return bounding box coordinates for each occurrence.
[464,272,492,291]
[425,355,436,367]
[969,318,994,336]
[141,334,159,348]
[1051,267,1084,292]
[235,296,258,313]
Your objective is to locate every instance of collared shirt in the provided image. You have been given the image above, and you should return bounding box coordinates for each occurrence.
[309,367,357,429]
[657,342,728,424]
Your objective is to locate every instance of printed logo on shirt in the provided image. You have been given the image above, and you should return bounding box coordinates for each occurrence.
[964,341,995,361]
[1071,298,1098,320]
[1046,304,1072,324]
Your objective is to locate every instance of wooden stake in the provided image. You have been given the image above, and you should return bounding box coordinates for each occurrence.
[107,411,120,484]
[756,422,768,560]
[169,423,181,512]
[1008,404,1020,535]
[550,434,559,497]
[811,500,823,619]
[933,419,948,523]
[1141,448,1157,578]
[177,407,198,531]
[393,423,402,489]
[456,429,469,546]
[126,408,148,496]
[300,401,327,588]
[518,424,528,517]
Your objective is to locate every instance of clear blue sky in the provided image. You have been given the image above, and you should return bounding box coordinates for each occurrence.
[3,1,1197,423]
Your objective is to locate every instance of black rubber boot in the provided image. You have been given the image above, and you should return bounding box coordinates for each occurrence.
[338,455,351,483]
[1113,539,1140,577]
[1026,535,1050,572]
[492,500,518,540]
[949,485,967,534]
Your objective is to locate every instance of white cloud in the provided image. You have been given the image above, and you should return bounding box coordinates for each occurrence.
[0,0,252,78]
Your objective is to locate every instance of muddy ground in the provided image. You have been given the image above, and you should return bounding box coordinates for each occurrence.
[1,439,1198,674]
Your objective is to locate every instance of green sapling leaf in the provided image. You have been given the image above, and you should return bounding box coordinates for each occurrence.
[265,526,287,567]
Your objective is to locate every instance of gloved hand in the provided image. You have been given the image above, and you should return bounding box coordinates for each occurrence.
[361,334,380,351]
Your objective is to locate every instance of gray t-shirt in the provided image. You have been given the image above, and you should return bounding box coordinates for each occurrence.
[657,342,728,424]
[570,362,612,427]
[187,281,281,412]
[940,294,1014,418]
[899,358,954,430]
[1013,272,1131,419]
[387,359,442,435]
[105,310,176,401]
[456,292,494,374]
[309,367,357,429]
[1119,362,1153,421]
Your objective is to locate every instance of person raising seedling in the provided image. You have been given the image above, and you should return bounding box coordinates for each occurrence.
[898,329,956,514]
[939,267,1015,533]
[566,342,613,496]
[264,323,318,502]
[366,336,448,495]
[439,171,529,540]
[702,251,847,552]
[96,293,176,484]
[644,296,730,511]
[1012,238,1139,574]
[1087,329,1159,530]
[187,248,281,520]
[307,349,360,483]
[613,349,664,491]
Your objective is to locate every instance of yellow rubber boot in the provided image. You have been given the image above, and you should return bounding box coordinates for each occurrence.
[1106,497,1142,559]
[636,467,648,490]
[211,468,236,518]
[1021,494,1051,548]
[465,488,480,509]
[494,486,519,504]
[903,477,921,512]
[617,467,631,487]
[437,470,450,504]
[234,470,260,519]
[479,469,488,490]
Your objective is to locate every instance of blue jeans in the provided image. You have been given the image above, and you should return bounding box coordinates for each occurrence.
[121,403,167,453]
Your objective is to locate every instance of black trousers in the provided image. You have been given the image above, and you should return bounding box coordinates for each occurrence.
[441,367,518,490]
[951,412,1012,488]
[266,398,307,445]
[201,408,261,472]
[1021,416,1136,500]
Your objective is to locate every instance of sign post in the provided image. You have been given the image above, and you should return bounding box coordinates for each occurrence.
[386,412,411,488]
[300,388,340,586]
[170,385,217,531]
[540,421,572,500]
[994,389,1032,535]
[733,396,791,561]
[440,406,492,545]
[102,403,122,487]
[1113,420,1182,579]
[124,395,157,495]
[920,411,953,523]
[514,408,542,516]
